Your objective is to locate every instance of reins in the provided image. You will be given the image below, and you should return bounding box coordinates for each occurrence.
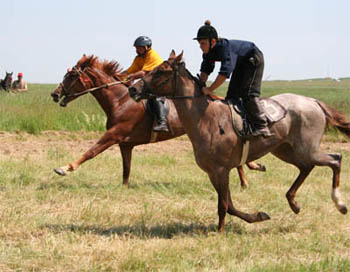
[63,80,128,98]
[60,66,128,98]
[140,63,203,100]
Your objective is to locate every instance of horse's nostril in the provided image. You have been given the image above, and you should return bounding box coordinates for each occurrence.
[51,93,60,102]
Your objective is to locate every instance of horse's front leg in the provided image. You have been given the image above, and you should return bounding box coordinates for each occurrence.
[208,169,230,232]
[53,130,119,176]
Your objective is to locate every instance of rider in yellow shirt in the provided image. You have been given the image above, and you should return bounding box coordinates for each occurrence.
[119,36,168,132]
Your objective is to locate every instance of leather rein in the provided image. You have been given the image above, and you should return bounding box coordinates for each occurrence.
[140,62,204,100]
[60,66,127,99]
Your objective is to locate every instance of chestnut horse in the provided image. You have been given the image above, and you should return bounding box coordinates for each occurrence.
[51,55,264,187]
[129,50,349,232]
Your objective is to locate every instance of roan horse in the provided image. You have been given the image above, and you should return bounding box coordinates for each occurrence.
[0,72,13,91]
[129,50,350,232]
[51,55,265,188]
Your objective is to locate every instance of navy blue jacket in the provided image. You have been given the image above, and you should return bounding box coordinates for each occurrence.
[200,38,260,78]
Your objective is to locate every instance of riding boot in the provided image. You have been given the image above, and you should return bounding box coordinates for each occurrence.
[244,97,272,137]
[152,98,169,132]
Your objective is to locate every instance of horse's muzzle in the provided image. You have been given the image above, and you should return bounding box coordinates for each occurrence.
[51,92,60,103]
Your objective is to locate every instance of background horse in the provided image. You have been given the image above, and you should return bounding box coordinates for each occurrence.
[129,50,350,232]
[51,55,265,188]
[0,72,13,91]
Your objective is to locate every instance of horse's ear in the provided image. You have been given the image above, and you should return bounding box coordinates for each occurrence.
[169,50,176,61]
[175,51,184,63]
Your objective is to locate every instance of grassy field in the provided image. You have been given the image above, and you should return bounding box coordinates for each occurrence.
[0,134,350,271]
[0,79,350,271]
[0,78,350,134]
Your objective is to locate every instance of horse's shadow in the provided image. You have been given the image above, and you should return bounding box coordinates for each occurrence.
[42,221,295,238]
[42,222,249,238]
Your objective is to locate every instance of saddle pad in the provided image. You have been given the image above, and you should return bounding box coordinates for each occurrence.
[260,98,286,123]
[227,97,287,137]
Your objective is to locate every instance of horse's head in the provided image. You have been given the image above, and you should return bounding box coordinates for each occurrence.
[3,72,13,90]
[52,55,99,107]
[52,55,123,107]
[129,50,184,102]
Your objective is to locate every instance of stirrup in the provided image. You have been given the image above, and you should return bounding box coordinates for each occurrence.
[153,122,169,132]
[250,127,273,137]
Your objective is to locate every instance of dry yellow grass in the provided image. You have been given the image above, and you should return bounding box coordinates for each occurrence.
[0,132,350,271]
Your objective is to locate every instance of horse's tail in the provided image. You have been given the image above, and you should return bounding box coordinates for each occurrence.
[316,100,350,137]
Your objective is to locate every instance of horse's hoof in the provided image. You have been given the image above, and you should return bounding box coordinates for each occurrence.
[258,164,266,172]
[240,183,248,190]
[339,205,348,215]
[257,212,270,221]
[290,204,300,214]
[54,168,66,176]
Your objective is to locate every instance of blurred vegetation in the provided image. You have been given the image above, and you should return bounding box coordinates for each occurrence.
[0,78,349,134]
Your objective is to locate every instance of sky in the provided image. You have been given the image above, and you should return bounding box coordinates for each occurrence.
[1,0,349,83]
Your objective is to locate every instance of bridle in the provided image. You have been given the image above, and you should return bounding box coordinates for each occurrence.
[60,66,127,99]
[139,62,203,100]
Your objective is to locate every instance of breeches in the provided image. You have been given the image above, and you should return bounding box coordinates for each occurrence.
[226,50,264,101]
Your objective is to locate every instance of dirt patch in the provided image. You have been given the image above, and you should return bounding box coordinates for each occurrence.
[0,131,349,161]
[0,131,192,161]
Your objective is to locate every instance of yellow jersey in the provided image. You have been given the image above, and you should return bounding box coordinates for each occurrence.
[126,48,163,73]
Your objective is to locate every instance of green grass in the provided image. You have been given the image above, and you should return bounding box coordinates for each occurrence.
[0,78,350,134]
[0,84,106,133]
[0,135,350,271]
[0,78,350,270]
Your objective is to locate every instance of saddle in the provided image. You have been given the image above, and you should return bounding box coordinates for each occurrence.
[227,97,287,137]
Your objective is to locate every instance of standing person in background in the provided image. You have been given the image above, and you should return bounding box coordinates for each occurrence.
[119,36,168,132]
[12,72,28,92]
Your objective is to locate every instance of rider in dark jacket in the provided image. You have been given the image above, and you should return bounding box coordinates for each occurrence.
[194,20,271,137]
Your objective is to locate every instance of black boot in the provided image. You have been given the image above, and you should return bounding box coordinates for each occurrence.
[244,97,272,137]
[152,98,169,132]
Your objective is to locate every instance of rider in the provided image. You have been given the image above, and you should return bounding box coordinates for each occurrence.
[119,36,168,132]
[194,20,271,137]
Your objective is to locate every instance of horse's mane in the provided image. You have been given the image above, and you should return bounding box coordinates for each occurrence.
[76,54,123,81]
[176,61,205,90]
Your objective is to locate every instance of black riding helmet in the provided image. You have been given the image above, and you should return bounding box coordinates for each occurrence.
[134,36,152,47]
[193,20,218,41]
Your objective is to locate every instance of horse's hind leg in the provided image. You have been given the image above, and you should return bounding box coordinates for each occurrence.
[316,153,347,214]
[119,144,134,187]
[236,162,267,189]
[286,166,314,214]
[246,161,266,172]
[236,166,248,189]
[285,152,347,215]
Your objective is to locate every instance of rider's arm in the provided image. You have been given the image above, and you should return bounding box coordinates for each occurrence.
[202,74,227,95]
[200,72,208,82]
[207,74,227,92]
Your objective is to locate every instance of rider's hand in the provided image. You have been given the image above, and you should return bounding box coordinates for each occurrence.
[202,87,212,96]
[127,74,136,84]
